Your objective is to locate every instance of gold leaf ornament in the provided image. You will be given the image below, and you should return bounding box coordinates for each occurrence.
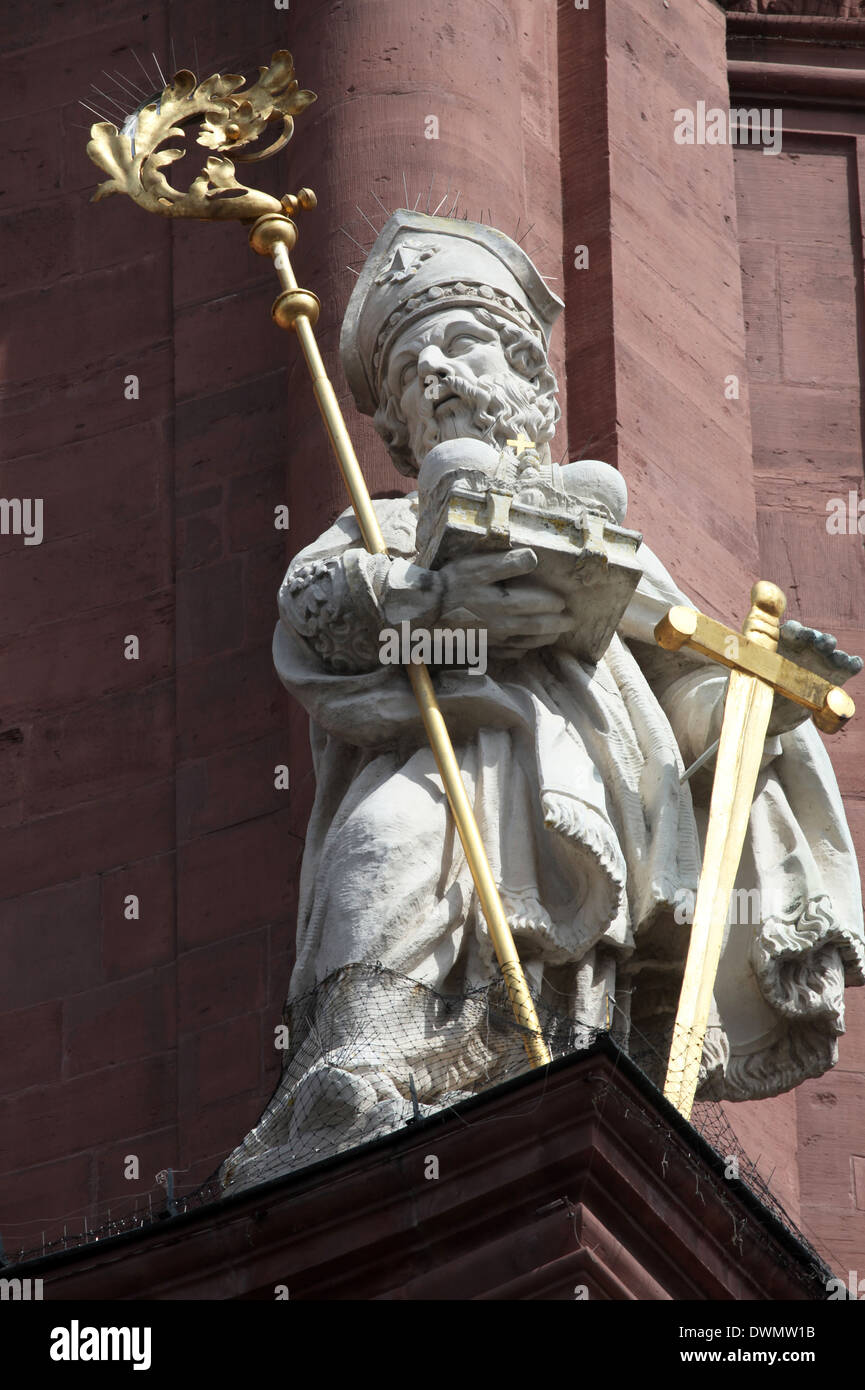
[86,50,317,222]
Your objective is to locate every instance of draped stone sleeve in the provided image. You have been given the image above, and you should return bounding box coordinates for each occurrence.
[274,496,449,729]
[273,504,436,748]
[277,493,448,674]
[274,494,547,749]
[279,548,391,673]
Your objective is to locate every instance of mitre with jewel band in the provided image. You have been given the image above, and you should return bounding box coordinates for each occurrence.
[339,210,565,420]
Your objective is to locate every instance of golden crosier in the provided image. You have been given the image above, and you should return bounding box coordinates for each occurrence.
[85,49,553,1072]
[86,50,316,222]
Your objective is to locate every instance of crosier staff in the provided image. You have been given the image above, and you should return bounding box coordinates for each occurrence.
[86,49,551,1068]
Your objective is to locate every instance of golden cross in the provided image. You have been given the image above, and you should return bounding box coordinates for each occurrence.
[655,581,856,1119]
[506,432,536,456]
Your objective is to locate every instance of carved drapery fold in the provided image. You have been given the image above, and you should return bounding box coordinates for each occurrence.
[280,553,389,673]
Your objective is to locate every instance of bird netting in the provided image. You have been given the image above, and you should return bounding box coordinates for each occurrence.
[2,962,831,1284]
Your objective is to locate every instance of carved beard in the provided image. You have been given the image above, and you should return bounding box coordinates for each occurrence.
[407,368,547,466]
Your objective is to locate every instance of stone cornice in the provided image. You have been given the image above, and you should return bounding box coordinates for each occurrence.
[722,2,865,17]
[9,1041,830,1300]
[728,56,865,104]
[724,3,865,43]
[725,0,865,106]
[728,14,865,40]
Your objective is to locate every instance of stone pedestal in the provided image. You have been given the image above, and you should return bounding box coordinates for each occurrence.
[23,1040,829,1301]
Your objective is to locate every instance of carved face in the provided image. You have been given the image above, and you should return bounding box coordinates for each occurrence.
[375,306,558,474]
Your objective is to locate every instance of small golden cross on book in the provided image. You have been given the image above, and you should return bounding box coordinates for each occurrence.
[506,432,535,456]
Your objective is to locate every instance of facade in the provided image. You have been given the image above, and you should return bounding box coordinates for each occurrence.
[1,0,864,1293]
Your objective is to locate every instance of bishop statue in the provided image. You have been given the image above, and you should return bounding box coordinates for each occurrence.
[221,211,863,1189]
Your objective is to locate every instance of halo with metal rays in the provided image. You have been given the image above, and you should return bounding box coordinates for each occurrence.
[336,176,558,284]
[335,180,568,467]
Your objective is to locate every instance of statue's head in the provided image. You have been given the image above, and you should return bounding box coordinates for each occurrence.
[340,212,563,477]
[374,303,559,475]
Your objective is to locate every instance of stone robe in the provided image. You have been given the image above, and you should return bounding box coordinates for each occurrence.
[268,492,863,1109]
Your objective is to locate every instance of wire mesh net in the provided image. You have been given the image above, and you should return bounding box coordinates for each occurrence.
[213,962,811,1255]
[219,962,614,1190]
[2,963,832,1287]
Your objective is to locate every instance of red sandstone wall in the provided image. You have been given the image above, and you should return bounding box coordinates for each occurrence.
[0,0,564,1258]
[0,1,304,1250]
[732,115,865,1278]
[561,0,760,622]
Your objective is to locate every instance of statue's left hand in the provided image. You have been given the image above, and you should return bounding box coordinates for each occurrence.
[685,626,861,789]
[767,622,862,737]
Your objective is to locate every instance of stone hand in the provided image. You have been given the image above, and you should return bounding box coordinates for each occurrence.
[437,547,573,656]
[767,621,863,737]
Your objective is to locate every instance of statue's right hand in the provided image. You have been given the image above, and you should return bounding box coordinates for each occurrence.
[438,547,573,652]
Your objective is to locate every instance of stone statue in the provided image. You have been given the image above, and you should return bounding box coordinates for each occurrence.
[220,211,863,1189]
